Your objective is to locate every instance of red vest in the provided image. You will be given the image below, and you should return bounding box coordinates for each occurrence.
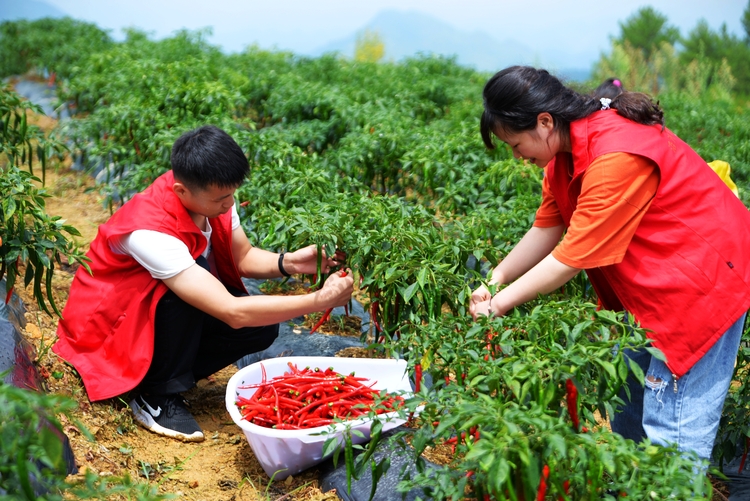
[53,171,245,401]
[546,110,750,377]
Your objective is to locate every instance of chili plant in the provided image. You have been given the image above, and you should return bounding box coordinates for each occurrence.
[0,380,169,500]
[386,302,710,499]
[1,86,89,316]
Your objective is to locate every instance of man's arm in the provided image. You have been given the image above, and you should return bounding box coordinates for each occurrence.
[230,226,341,278]
[231,226,284,278]
[163,263,353,328]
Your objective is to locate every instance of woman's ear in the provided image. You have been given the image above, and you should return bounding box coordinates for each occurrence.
[537,112,555,130]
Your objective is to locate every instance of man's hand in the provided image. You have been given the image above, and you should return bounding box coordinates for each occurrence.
[317,268,354,308]
[284,245,345,276]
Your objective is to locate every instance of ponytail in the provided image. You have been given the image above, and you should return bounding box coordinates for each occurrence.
[590,77,664,128]
[481,67,665,149]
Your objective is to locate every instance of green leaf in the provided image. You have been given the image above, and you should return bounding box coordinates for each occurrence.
[40,427,64,471]
[598,360,618,381]
[402,281,419,303]
[4,196,16,218]
[645,346,667,363]
[323,437,339,464]
[629,358,645,384]
[417,267,427,288]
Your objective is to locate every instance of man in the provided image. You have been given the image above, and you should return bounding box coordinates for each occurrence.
[55,125,353,441]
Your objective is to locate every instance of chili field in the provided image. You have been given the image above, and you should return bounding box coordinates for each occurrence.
[4,19,750,500]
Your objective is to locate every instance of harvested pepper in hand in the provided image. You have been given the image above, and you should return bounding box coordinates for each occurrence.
[310,270,348,334]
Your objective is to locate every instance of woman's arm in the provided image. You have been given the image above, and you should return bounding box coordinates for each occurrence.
[470,225,564,316]
[488,225,565,285]
[483,254,580,318]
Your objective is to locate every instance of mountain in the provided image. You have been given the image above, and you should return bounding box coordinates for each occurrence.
[312,9,591,81]
[0,0,67,22]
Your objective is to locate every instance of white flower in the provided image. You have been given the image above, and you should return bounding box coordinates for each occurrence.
[600,98,612,110]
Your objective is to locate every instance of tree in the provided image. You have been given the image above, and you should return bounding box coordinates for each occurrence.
[354,29,385,63]
[681,21,750,96]
[615,7,680,60]
[743,0,750,42]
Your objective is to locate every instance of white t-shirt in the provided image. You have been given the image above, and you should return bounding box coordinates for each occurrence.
[109,205,241,280]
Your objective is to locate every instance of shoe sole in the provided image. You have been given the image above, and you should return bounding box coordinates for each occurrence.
[129,398,205,443]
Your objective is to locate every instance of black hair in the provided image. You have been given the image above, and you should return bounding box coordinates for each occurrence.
[171,125,249,191]
[480,66,665,149]
[592,77,625,100]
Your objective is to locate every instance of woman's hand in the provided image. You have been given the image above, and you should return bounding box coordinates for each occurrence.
[284,245,346,275]
[469,284,492,318]
[318,268,354,309]
[471,299,492,321]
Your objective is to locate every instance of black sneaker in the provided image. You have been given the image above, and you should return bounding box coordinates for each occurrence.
[129,394,204,442]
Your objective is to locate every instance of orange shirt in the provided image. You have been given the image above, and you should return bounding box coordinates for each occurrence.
[534,152,660,269]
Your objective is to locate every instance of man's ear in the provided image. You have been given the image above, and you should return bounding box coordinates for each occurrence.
[172,182,189,200]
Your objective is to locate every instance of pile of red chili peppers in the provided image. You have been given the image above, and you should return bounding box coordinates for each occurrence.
[236,362,405,430]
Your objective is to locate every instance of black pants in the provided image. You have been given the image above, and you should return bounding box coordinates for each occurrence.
[137,258,279,395]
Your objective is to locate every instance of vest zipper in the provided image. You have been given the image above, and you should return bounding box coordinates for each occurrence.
[672,373,678,393]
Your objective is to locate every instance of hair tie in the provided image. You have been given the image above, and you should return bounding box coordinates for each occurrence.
[600,98,612,110]
[613,79,622,87]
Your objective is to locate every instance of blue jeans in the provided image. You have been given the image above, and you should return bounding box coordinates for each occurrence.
[611,313,747,460]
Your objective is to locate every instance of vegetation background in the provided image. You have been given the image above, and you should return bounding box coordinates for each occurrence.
[3,2,750,500]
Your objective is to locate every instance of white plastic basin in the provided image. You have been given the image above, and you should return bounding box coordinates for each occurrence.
[225,356,410,479]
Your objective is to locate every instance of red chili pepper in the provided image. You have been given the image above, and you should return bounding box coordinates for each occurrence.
[537,464,550,501]
[4,286,13,304]
[565,378,580,431]
[371,301,382,333]
[237,365,402,429]
[414,363,422,393]
[309,310,332,334]
[739,436,750,473]
[310,270,348,334]
[558,479,570,501]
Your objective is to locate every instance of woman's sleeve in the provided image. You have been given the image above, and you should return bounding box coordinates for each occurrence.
[533,174,565,228]
[552,153,659,269]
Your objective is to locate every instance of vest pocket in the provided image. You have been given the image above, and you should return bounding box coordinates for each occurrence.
[671,251,714,296]
[111,313,127,334]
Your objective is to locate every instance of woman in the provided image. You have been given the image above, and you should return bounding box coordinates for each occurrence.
[470,66,750,461]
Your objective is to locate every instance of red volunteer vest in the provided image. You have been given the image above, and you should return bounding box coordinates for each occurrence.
[546,110,750,377]
[53,171,245,401]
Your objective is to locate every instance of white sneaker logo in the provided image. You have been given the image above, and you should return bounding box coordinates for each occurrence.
[142,398,162,418]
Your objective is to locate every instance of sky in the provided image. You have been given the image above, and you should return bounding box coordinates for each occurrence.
[38,0,749,67]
